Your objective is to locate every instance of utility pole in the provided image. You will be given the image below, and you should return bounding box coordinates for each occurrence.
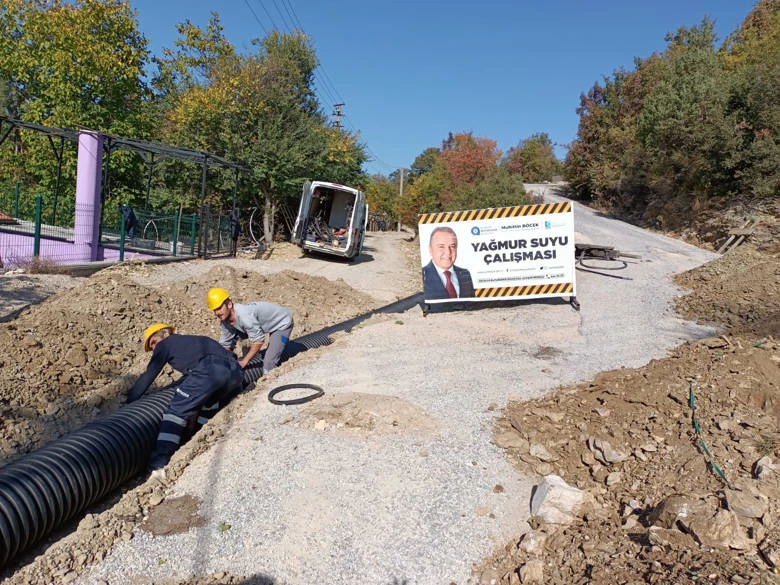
[332,103,344,129]
[398,168,404,232]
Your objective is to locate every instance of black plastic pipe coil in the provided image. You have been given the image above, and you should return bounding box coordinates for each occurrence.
[0,292,422,569]
[243,292,424,384]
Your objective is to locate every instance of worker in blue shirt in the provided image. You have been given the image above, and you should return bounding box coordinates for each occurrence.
[128,323,243,474]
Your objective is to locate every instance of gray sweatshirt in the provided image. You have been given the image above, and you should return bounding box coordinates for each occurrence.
[218,301,294,349]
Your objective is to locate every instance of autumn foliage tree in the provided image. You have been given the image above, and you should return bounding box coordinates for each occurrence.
[153,18,367,220]
[396,132,531,226]
[0,2,368,233]
[565,1,778,233]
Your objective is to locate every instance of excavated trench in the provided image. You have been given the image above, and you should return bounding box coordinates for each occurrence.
[0,293,422,570]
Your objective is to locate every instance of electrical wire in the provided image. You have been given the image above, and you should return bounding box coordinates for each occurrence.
[243,0,403,175]
[241,0,270,37]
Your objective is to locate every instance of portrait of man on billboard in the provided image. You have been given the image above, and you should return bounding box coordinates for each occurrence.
[422,226,475,300]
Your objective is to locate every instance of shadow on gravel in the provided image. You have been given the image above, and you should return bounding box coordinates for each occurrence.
[421,295,573,315]
[0,303,30,323]
[349,251,375,265]
[234,575,276,585]
[0,275,57,322]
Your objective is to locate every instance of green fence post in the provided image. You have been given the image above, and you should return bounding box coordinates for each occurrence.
[190,214,197,255]
[171,210,179,256]
[119,214,126,262]
[14,182,19,219]
[33,194,42,258]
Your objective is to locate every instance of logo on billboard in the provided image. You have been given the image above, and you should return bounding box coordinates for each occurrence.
[471,226,481,236]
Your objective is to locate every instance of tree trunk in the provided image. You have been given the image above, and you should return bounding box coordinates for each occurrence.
[263,192,272,247]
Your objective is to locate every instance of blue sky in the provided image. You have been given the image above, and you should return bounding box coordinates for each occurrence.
[130,0,757,177]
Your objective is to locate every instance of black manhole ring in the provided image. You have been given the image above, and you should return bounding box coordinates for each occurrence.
[267,383,325,406]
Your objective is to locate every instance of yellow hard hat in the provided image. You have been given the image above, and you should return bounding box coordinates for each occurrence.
[207,287,231,311]
[143,323,174,352]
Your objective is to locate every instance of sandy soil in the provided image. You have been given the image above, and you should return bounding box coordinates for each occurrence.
[0,236,422,468]
[478,241,780,585]
[0,227,778,585]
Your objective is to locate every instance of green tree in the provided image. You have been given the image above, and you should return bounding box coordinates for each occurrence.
[397,166,448,226]
[720,0,779,197]
[0,0,154,211]
[637,19,738,201]
[406,147,440,185]
[364,175,398,221]
[154,22,367,230]
[564,4,779,235]
[501,132,563,182]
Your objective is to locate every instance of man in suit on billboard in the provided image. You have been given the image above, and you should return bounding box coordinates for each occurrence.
[422,226,475,300]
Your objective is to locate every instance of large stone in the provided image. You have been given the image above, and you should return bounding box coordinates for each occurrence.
[519,559,544,584]
[517,529,548,554]
[647,526,697,550]
[529,442,557,462]
[587,437,629,465]
[724,488,768,519]
[64,345,87,367]
[759,539,779,568]
[530,474,584,525]
[494,430,529,450]
[686,509,754,550]
[648,494,692,529]
[753,456,776,480]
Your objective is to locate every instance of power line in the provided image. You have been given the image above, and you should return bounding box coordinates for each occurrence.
[243,0,399,174]
[241,0,270,37]
[279,0,302,33]
[269,0,294,31]
[277,0,346,120]
[253,0,279,32]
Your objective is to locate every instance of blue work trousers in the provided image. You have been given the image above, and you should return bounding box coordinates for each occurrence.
[149,355,243,469]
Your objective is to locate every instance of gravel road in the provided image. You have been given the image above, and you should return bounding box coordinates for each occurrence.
[75,188,718,585]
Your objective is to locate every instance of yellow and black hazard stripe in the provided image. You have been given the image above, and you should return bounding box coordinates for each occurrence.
[475,282,574,298]
[418,201,571,225]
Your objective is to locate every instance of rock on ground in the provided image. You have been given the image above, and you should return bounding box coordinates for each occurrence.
[480,241,780,585]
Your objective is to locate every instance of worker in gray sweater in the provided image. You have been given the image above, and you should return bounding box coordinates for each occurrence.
[206,287,294,375]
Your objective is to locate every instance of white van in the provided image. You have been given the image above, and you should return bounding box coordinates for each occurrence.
[291,180,368,260]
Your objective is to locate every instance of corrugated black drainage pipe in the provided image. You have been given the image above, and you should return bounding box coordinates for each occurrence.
[0,389,173,569]
[243,292,423,384]
[0,292,422,569]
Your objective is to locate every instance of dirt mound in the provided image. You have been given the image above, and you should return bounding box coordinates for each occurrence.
[0,261,377,467]
[294,392,440,436]
[674,244,780,336]
[480,243,780,584]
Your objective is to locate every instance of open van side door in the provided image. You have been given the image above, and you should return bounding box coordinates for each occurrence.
[358,203,369,255]
[291,180,313,245]
[345,190,368,258]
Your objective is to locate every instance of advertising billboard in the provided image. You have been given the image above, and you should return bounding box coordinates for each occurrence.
[418,201,576,304]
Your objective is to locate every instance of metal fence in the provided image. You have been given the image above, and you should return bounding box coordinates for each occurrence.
[0,183,396,270]
[0,186,202,269]
[100,205,199,260]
